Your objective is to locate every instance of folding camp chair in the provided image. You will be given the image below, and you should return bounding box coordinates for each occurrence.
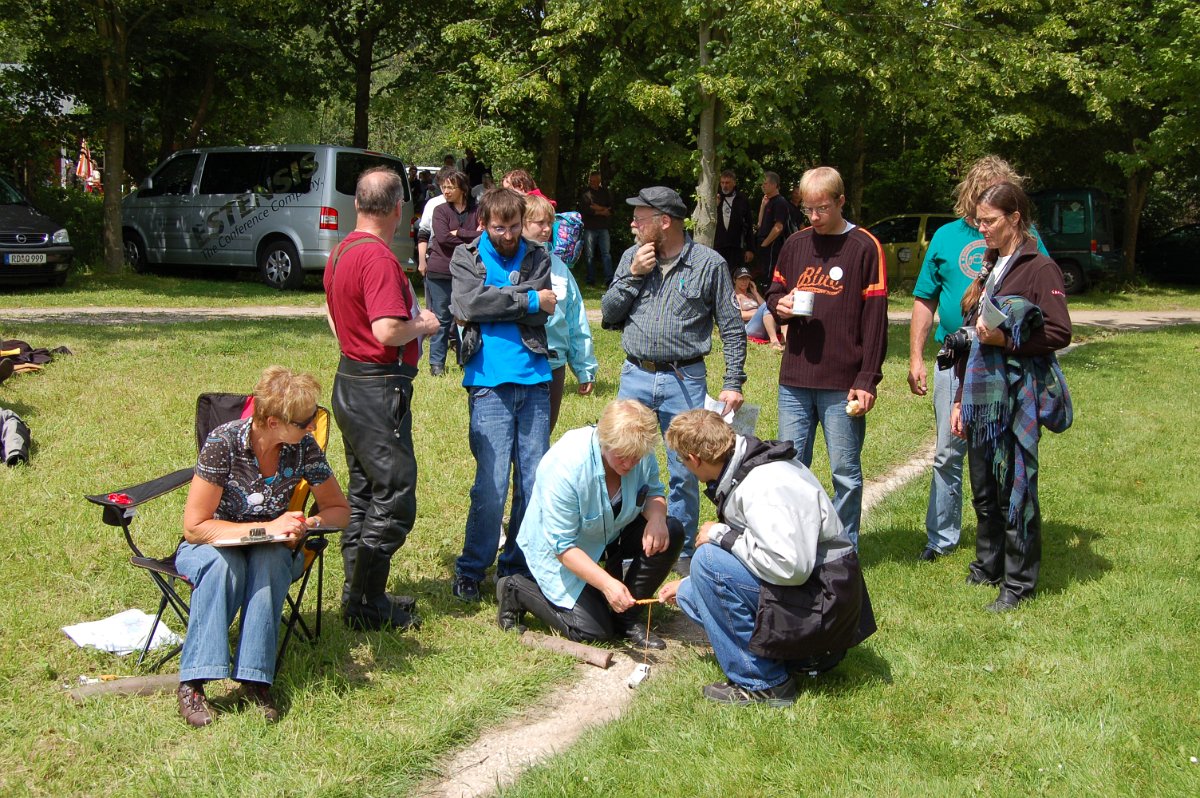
[85,393,337,672]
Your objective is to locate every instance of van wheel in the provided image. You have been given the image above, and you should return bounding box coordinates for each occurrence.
[259,239,305,290]
[123,232,148,273]
[1056,260,1086,295]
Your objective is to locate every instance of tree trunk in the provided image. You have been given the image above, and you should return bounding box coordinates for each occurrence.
[849,120,865,223]
[352,25,376,149]
[565,89,588,208]
[182,58,217,149]
[693,21,717,248]
[539,119,561,200]
[95,0,128,274]
[1122,167,1151,278]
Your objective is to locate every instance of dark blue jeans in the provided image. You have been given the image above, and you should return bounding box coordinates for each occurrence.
[424,274,456,369]
[456,382,550,582]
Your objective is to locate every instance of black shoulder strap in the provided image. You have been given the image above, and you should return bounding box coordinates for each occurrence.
[327,235,378,282]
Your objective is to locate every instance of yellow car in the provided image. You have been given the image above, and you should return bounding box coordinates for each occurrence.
[866,213,956,283]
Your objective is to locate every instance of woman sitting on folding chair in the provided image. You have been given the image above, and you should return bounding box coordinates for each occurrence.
[176,366,350,727]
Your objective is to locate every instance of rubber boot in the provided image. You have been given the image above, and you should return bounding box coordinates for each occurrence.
[368,550,418,619]
[342,544,416,616]
[342,547,420,631]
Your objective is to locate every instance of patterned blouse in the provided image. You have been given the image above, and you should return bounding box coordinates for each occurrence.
[195,418,333,523]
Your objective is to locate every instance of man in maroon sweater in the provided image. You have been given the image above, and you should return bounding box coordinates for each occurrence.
[765,166,888,548]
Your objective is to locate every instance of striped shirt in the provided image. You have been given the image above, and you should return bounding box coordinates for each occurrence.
[765,225,889,393]
[601,236,747,392]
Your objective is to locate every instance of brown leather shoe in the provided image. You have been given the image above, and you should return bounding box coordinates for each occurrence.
[235,681,281,723]
[177,681,214,727]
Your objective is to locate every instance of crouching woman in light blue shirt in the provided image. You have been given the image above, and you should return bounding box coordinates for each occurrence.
[499,400,683,649]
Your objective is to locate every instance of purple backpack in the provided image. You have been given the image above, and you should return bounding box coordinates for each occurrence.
[552,212,584,267]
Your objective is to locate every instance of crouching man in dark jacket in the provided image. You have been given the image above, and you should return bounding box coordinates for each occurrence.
[660,409,876,706]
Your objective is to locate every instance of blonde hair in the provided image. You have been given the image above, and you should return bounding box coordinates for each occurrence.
[665,409,735,464]
[252,365,320,425]
[596,400,660,460]
[953,155,1027,220]
[523,193,555,223]
[799,166,844,201]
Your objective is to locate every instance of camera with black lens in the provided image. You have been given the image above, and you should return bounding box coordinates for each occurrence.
[936,327,976,370]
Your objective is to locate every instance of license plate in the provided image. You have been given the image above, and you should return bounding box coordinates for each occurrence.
[5,253,48,264]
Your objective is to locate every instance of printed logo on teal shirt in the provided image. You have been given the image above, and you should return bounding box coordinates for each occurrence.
[957,240,988,279]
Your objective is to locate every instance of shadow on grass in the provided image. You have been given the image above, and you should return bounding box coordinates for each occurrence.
[864,518,1112,601]
[1035,523,1112,598]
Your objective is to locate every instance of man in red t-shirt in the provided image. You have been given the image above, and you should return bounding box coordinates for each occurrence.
[324,166,437,632]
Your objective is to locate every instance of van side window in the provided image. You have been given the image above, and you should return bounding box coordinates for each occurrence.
[925,217,953,238]
[335,152,408,199]
[263,152,316,194]
[141,154,201,197]
[869,216,920,244]
[1060,200,1089,235]
[199,153,267,195]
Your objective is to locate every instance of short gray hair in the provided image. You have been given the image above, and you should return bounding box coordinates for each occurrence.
[356,167,404,217]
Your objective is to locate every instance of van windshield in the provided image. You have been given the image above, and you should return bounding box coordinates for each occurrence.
[336,153,408,199]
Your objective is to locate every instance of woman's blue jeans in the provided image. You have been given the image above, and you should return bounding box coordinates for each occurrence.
[176,542,303,685]
[424,275,456,369]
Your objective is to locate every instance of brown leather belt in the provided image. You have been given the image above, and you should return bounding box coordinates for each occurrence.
[626,355,703,373]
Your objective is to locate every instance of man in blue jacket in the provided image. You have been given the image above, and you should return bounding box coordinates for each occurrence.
[448,188,558,602]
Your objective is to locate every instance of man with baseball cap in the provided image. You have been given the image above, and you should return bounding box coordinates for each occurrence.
[601,186,747,572]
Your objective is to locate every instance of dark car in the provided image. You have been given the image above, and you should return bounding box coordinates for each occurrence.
[1030,188,1122,294]
[1137,223,1200,284]
[0,175,74,287]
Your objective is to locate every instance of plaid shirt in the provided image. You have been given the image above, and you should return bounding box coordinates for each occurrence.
[600,237,747,392]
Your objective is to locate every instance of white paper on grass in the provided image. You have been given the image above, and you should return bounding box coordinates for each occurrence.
[704,395,760,437]
[62,608,182,656]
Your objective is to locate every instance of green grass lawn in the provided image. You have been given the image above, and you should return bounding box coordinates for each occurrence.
[504,326,1200,798]
[0,307,1196,796]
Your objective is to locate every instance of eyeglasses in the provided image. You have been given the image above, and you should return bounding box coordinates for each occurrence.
[973,214,1007,230]
[289,408,319,429]
[801,203,834,217]
[631,212,663,227]
[488,222,524,236]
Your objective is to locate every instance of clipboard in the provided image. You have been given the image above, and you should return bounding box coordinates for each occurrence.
[209,525,342,547]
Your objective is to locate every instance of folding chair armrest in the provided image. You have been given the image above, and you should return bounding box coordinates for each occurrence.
[86,467,195,526]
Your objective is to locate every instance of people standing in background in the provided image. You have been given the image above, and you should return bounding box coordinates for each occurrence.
[714,170,755,276]
[756,172,792,281]
[580,170,614,286]
[427,170,481,377]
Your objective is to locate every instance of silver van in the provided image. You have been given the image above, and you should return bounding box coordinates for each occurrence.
[121,145,414,289]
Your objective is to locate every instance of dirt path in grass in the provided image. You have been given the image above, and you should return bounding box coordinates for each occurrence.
[7,304,1191,797]
[413,440,936,798]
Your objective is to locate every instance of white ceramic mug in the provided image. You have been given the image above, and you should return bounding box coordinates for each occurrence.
[792,289,815,317]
